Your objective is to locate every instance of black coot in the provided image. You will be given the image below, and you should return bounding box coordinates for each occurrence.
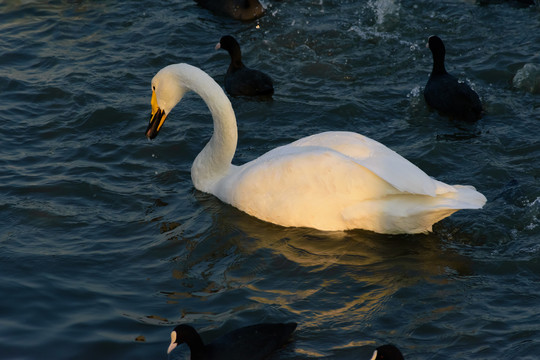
[370,344,405,360]
[167,322,297,360]
[478,0,535,7]
[216,35,274,97]
[194,0,265,21]
[424,35,483,122]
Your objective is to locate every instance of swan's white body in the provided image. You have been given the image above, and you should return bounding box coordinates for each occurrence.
[148,64,486,234]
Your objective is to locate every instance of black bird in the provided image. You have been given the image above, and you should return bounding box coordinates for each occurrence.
[167,323,297,360]
[194,0,265,21]
[478,0,536,7]
[370,344,404,360]
[216,35,274,97]
[424,35,483,122]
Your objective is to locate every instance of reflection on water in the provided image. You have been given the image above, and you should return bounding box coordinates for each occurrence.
[155,194,474,357]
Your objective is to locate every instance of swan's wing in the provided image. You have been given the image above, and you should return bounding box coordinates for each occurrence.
[217,145,399,206]
[211,138,483,232]
[212,145,402,231]
[286,131,455,196]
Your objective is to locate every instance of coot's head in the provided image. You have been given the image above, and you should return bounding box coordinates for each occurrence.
[370,344,404,360]
[427,35,445,57]
[167,324,204,354]
[216,35,241,53]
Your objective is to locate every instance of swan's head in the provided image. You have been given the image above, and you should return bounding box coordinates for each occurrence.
[146,64,189,139]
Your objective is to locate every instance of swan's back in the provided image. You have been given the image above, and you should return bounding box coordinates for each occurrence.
[288,132,455,196]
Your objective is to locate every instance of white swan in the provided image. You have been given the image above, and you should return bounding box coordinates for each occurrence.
[146,63,486,234]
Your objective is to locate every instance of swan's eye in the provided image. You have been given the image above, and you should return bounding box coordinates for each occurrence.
[152,85,156,91]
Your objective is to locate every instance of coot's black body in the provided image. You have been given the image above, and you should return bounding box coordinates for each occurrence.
[167,323,297,360]
[424,35,482,122]
[216,35,274,97]
[194,0,265,21]
[478,0,535,7]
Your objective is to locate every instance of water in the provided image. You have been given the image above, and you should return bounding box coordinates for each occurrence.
[1,0,539,359]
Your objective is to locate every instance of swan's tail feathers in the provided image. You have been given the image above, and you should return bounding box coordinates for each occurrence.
[341,185,486,234]
[445,185,487,209]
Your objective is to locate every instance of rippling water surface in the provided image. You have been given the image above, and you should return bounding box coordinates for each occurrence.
[1,1,539,359]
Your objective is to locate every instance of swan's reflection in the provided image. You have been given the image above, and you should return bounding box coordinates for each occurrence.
[159,193,472,358]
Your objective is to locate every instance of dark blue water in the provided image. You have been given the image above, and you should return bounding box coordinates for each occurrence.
[1,1,539,359]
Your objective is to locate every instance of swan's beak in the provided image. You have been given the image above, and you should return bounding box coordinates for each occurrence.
[146,90,167,139]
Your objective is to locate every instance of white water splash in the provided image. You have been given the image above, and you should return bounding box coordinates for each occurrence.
[368,0,400,25]
[407,85,422,99]
[524,197,540,231]
[513,63,540,94]
[407,85,423,109]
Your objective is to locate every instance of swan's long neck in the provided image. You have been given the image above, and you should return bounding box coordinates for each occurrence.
[184,66,238,192]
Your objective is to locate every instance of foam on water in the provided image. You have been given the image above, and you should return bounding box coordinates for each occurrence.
[513,63,540,93]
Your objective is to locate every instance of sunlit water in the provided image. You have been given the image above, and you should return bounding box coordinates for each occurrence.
[1,1,539,359]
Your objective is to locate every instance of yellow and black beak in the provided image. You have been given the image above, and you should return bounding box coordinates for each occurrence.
[145,90,168,139]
